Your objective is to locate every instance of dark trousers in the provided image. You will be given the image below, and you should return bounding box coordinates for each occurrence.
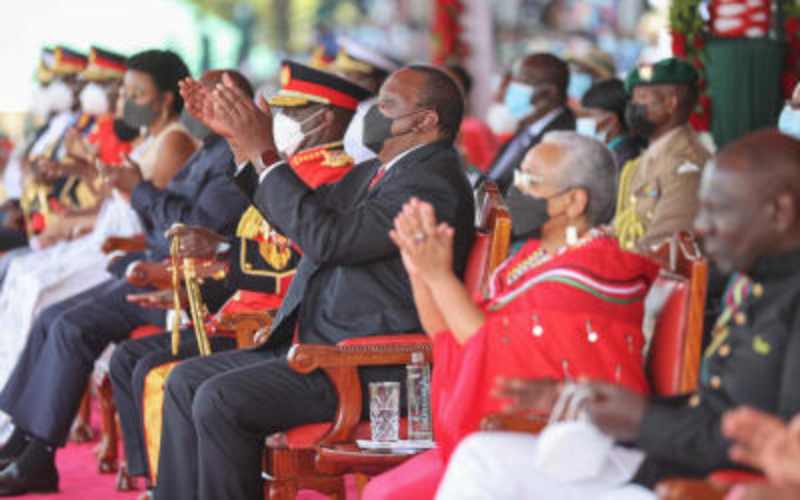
[0,277,165,446]
[109,329,236,477]
[153,347,341,500]
[0,227,27,252]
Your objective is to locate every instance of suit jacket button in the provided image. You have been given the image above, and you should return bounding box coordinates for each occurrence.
[752,283,764,298]
[688,394,701,407]
[734,312,747,326]
[710,375,722,389]
[719,344,731,357]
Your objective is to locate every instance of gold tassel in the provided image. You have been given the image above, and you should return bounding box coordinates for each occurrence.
[613,158,645,250]
[169,235,183,356]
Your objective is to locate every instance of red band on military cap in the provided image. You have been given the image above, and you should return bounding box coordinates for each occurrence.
[95,58,126,73]
[283,79,359,111]
[58,51,87,68]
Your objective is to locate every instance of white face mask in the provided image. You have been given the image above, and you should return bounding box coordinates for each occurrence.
[30,83,52,121]
[576,117,608,143]
[46,79,75,113]
[486,102,518,135]
[778,104,800,140]
[79,82,110,116]
[272,109,325,158]
[343,103,372,163]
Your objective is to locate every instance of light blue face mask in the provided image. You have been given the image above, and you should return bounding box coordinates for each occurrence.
[504,82,537,121]
[575,117,608,143]
[778,104,800,139]
[568,72,593,101]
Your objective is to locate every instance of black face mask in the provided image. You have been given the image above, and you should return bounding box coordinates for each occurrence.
[362,105,394,154]
[112,118,139,142]
[180,109,211,141]
[625,102,657,139]
[123,98,158,129]
[362,105,427,154]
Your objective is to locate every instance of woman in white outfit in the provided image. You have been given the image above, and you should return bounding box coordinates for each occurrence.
[0,49,198,386]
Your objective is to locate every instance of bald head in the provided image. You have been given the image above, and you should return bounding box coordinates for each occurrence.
[695,128,800,272]
[716,128,800,196]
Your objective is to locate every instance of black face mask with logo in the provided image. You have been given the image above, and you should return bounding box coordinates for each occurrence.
[625,102,657,139]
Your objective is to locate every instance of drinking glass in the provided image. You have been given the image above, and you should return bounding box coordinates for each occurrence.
[369,381,400,442]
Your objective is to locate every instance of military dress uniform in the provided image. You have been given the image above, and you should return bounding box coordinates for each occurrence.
[614,59,712,251]
[21,46,92,236]
[111,61,368,486]
[633,248,800,486]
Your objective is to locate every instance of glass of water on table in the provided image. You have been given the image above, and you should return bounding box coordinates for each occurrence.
[369,381,400,442]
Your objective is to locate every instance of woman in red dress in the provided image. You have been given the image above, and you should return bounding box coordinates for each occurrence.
[364,131,661,499]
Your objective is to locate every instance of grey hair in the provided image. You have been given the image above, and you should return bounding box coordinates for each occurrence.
[540,130,617,225]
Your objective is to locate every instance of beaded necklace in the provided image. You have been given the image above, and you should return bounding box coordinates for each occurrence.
[505,227,608,286]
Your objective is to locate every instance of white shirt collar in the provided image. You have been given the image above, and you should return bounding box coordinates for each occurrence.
[381,143,427,172]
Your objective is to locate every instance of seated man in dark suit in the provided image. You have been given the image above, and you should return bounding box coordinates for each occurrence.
[108,60,371,487]
[153,65,476,500]
[485,53,575,242]
[0,71,253,496]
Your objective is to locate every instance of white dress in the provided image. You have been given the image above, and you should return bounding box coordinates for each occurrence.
[435,432,656,500]
[0,121,192,386]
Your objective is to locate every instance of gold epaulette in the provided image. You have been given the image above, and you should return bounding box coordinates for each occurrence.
[236,205,267,240]
[291,141,352,169]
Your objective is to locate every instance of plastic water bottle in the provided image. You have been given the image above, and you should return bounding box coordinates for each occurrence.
[406,351,432,441]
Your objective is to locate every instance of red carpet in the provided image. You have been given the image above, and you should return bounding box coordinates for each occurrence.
[18,407,357,499]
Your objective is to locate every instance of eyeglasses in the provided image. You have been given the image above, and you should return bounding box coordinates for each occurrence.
[513,169,545,191]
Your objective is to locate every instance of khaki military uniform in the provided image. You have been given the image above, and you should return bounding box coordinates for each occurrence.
[614,124,711,251]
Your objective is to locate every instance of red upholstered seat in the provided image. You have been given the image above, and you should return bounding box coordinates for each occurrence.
[646,271,691,396]
[130,324,163,340]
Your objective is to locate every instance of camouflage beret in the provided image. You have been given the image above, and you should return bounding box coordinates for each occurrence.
[625,58,698,93]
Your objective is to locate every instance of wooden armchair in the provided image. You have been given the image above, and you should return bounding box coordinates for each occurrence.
[262,182,512,499]
[101,234,147,254]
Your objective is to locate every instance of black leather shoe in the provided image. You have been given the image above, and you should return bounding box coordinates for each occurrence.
[0,461,58,496]
[0,458,13,472]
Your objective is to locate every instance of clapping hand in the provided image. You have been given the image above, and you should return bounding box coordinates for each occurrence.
[389,198,454,282]
[208,73,277,169]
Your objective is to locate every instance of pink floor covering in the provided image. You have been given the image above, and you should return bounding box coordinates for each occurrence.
[19,404,356,500]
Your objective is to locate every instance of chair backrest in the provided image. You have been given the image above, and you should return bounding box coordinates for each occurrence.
[464,182,512,297]
[645,232,708,396]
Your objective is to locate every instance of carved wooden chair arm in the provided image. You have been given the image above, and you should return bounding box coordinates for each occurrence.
[655,479,729,500]
[102,234,146,254]
[287,335,431,446]
[212,310,275,349]
[479,411,548,434]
